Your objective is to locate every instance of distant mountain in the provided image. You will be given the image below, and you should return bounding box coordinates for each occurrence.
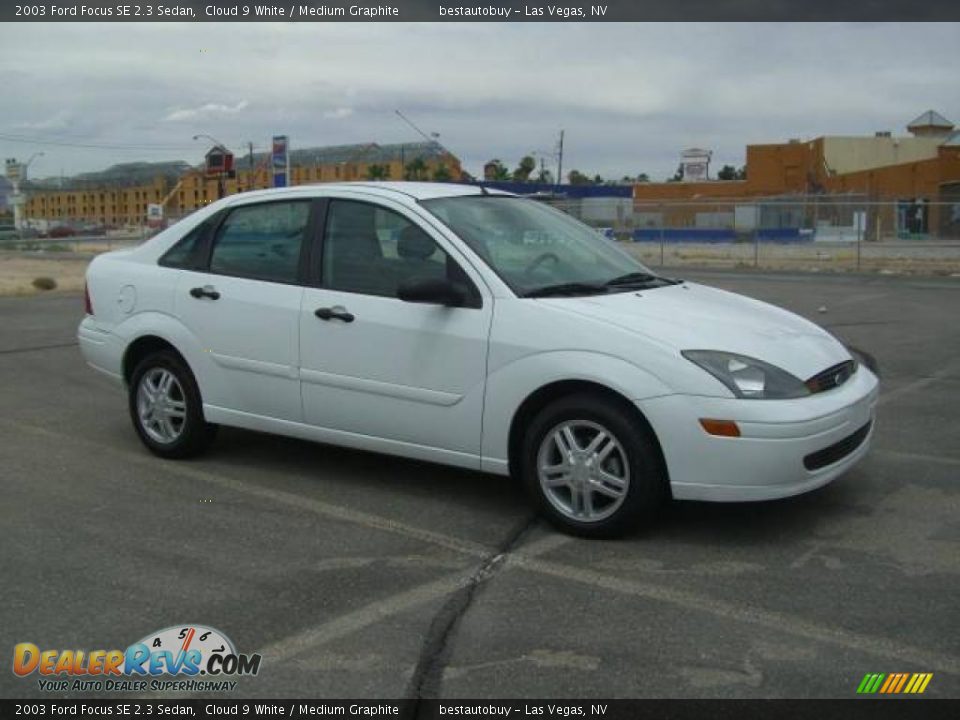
[27,161,192,191]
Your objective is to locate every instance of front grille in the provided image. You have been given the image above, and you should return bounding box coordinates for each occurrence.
[803,421,872,471]
[805,360,856,394]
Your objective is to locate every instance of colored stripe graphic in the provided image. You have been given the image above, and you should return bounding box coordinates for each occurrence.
[857,673,933,694]
[893,673,909,693]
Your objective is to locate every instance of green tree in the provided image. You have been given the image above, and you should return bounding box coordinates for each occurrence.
[536,168,554,184]
[567,169,590,185]
[636,173,650,182]
[432,165,452,182]
[717,164,737,181]
[513,155,537,182]
[404,158,428,181]
[735,165,747,180]
[366,164,390,180]
[667,164,684,182]
[484,159,511,182]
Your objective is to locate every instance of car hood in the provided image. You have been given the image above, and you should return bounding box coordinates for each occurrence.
[540,282,850,380]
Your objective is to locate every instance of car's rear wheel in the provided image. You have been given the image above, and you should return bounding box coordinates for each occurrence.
[128,350,216,459]
[521,393,666,537]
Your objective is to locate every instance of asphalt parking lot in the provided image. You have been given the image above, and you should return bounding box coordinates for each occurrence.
[1,269,958,700]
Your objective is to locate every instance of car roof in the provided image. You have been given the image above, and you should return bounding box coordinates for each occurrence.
[226,182,514,204]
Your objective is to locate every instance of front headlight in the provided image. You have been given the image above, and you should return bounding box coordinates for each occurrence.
[682,350,809,399]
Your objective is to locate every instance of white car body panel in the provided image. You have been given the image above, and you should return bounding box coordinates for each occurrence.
[78,182,879,507]
[173,270,304,422]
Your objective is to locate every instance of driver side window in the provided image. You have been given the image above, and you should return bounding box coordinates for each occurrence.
[322,200,476,303]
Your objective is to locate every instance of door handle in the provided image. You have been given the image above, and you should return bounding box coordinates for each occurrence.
[315,306,355,323]
[189,285,220,300]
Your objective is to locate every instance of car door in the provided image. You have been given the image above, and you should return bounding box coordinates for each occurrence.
[173,198,316,422]
[299,196,492,465]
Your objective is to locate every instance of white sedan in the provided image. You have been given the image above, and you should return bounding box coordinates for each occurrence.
[78,182,879,536]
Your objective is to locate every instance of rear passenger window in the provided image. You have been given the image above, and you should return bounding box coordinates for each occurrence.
[159,223,207,269]
[209,201,310,283]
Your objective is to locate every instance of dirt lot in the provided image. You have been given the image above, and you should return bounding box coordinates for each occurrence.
[624,240,960,275]
[0,254,89,296]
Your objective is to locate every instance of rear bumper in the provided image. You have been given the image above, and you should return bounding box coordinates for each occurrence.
[639,366,879,502]
[77,316,123,382]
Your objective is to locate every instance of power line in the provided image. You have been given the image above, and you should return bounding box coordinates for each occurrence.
[0,132,198,151]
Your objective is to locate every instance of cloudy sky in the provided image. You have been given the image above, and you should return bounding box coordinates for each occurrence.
[2,22,958,182]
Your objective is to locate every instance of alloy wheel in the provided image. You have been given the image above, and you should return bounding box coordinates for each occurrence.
[536,419,630,523]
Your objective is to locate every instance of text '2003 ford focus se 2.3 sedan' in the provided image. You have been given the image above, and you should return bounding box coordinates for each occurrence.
[78,182,879,536]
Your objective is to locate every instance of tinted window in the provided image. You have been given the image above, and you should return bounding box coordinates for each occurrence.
[159,223,207,269]
[209,201,310,282]
[322,200,472,300]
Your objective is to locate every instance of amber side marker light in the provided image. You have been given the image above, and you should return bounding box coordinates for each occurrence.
[699,419,741,437]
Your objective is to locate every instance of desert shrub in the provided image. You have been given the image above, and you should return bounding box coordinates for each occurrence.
[32,277,57,291]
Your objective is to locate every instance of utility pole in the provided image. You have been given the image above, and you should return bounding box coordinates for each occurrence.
[248,141,254,190]
[556,130,564,187]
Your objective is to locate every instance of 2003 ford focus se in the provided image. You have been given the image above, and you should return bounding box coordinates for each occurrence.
[79,182,879,536]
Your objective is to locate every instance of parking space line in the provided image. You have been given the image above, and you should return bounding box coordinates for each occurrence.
[507,554,960,675]
[0,417,492,559]
[8,416,959,678]
[0,341,78,356]
[875,449,960,467]
[878,363,960,407]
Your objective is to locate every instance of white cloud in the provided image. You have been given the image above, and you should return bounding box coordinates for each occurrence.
[323,107,354,120]
[162,100,250,123]
[1,22,958,180]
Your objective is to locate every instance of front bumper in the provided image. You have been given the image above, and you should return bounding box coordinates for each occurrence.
[639,365,879,502]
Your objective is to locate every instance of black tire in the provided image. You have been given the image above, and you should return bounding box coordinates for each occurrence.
[520,393,667,538]
[128,350,217,459]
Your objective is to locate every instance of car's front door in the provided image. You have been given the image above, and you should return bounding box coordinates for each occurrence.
[299,197,492,466]
[174,198,315,422]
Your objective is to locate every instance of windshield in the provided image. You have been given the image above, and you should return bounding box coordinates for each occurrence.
[420,196,661,297]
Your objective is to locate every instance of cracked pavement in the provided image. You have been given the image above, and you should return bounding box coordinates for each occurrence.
[1,269,958,699]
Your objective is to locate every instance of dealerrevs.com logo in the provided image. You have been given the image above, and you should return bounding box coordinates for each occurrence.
[13,625,261,693]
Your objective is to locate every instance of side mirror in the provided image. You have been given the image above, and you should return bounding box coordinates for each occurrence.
[397,278,466,307]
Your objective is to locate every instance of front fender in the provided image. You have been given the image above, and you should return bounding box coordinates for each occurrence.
[480,350,673,474]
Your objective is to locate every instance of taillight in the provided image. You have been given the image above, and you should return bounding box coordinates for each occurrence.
[84,282,93,315]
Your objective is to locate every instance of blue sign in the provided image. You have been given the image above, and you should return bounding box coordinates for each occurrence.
[272,135,289,188]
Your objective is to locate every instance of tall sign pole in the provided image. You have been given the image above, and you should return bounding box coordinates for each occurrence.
[556,130,564,188]
[272,136,289,188]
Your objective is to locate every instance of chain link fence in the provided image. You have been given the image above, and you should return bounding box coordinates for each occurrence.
[7,197,960,275]
[544,196,960,274]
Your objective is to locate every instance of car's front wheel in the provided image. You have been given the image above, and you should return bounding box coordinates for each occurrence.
[521,393,666,537]
[128,350,216,459]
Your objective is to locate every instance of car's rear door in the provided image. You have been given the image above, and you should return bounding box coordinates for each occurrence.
[173,198,318,422]
[298,195,492,466]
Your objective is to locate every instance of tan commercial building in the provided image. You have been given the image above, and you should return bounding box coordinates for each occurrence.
[23,141,461,228]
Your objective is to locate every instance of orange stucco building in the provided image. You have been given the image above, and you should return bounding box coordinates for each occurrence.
[634,111,960,237]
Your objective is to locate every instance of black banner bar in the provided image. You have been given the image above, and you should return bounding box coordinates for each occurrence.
[4,0,960,22]
[2,699,959,720]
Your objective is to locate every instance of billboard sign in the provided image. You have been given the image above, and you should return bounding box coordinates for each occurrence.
[681,148,711,183]
[146,203,164,228]
[272,135,289,188]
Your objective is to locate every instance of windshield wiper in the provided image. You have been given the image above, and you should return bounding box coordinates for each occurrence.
[521,282,608,298]
[604,271,680,288]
